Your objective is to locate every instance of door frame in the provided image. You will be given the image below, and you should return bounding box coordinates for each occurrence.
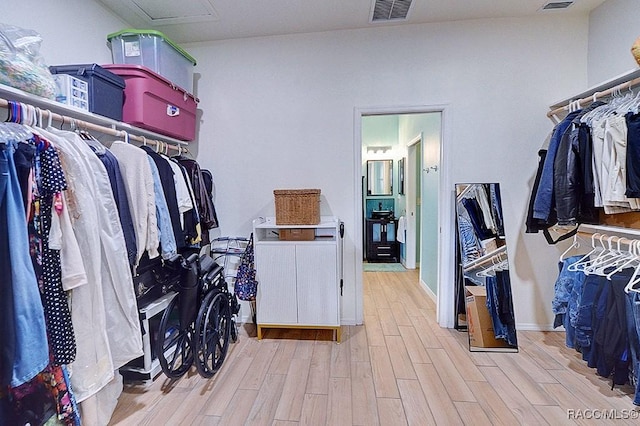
[405,133,422,270]
[353,104,455,328]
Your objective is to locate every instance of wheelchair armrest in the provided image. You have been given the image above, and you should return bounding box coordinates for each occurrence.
[204,264,225,285]
[199,255,216,274]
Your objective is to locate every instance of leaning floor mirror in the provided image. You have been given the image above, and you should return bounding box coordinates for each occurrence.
[455,183,518,352]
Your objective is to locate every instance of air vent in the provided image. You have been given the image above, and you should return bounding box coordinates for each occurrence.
[541,1,574,10]
[371,0,413,22]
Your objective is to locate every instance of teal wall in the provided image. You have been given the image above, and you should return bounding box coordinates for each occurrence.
[399,113,441,295]
[362,115,401,214]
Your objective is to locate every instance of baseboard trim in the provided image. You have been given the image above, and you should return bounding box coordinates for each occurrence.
[515,323,563,332]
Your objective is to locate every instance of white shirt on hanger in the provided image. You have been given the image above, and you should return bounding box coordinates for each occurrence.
[109,140,160,263]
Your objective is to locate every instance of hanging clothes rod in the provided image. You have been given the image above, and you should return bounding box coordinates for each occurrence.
[577,223,640,239]
[0,98,187,154]
[462,245,508,272]
[456,183,478,202]
[547,69,640,121]
[0,82,190,153]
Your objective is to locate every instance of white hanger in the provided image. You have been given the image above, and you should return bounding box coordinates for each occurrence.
[560,233,580,262]
[591,236,630,276]
[567,233,603,272]
[36,107,43,128]
[624,246,640,293]
[606,239,640,280]
[584,235,618,275]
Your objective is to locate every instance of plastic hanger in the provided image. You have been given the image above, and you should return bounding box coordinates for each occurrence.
[80,125,106,154]
[560,233,580,262]
[591,236,630,276]
[606,239,639,280]
[624,249,640,293]
[584,235,618,275]
[0,123,10,144]
[567,233,603,272]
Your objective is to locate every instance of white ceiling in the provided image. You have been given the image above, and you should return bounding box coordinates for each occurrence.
[97,0,606,44]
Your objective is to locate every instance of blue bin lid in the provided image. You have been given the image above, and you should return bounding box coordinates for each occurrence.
[49,64,126,89]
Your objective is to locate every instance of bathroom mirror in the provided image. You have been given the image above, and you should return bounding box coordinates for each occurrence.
[454,183,518,352]
[367,159,393,196]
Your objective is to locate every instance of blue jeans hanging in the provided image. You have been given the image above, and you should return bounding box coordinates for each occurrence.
[0,142,49,387]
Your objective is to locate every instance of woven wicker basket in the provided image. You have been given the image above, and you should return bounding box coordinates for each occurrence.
[633,37,640,66]
[274,189,321,225]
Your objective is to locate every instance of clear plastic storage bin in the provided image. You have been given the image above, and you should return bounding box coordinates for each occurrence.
[107,29,196,94]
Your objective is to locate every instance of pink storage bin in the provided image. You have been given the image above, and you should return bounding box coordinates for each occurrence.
[102,64,198,141]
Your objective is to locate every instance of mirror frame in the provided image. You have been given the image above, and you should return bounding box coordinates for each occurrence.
[398,158,405,195]
[367,159,393,196]
[455,182,517,353]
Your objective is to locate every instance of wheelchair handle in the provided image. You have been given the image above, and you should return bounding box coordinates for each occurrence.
[182,253,199,268]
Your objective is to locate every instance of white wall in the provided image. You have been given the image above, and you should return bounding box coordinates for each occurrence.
[187,16,590,327]
[4,0,128,66]
[588,0,640,85]
[3,1,592,329]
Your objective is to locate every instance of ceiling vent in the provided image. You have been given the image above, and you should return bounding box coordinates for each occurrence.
[541,1,574,11]
[370,0,413,23]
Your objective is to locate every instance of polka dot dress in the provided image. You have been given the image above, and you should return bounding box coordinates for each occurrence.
[30,143,76,365]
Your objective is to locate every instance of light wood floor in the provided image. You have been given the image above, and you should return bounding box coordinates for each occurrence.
[109,270,639,425]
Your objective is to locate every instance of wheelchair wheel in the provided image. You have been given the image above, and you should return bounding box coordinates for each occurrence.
[156,295,195,378]
[229,295,240,343]
[195,291,231,378]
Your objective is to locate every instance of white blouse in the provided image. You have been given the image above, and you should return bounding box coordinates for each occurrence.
[109,140,160,263]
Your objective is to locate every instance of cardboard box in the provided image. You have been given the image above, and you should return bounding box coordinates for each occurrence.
[465,286,511,349]
[279,228,315,241]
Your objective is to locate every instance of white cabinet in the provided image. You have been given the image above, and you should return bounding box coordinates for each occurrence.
[253,216,342,342]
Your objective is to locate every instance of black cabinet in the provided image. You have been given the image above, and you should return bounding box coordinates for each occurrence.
[366,218,399,262]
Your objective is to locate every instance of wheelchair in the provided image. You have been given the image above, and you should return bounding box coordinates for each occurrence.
[155,249,240,379]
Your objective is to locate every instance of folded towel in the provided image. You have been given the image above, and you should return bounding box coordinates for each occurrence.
[397,216,406,243]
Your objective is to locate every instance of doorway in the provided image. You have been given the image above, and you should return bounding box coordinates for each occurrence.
[356,107,450,326]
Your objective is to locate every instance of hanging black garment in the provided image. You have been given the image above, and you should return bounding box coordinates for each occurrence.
[554,102,605,226]
[30,141,77,365]
[526,149,555,233]
[174,156,219,246]
[171,159,200,247]
[461,197,493,241]
[594,270,631,386]
[141,146,187,250]
[13,142,35,212]
[93,148,138,266]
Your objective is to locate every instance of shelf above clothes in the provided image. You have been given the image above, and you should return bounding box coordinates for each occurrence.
[547,68,640,123]
[0,82,189,152]
[462,245,507,273]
